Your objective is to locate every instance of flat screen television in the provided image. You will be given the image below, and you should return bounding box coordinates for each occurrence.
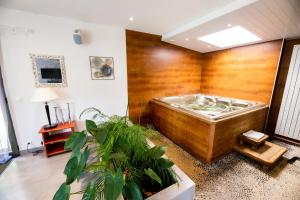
[40,68,62,83]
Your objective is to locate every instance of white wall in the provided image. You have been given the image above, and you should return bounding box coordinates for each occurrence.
[0,8,128,150]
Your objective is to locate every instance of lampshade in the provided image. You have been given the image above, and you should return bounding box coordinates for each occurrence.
[31,88,59,102]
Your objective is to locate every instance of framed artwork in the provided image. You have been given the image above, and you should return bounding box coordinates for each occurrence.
[30,54,67,87]
[89,56,114,80]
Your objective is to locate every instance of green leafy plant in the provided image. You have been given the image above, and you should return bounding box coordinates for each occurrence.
[53,108,177,200]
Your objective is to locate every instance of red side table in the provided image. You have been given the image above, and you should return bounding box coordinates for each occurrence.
[39,121,76,157]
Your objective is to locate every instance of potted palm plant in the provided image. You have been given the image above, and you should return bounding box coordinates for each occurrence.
[53,108,183,200]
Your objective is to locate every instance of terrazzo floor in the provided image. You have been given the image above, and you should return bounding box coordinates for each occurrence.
[1,133,299,200]
[150,133,300,200]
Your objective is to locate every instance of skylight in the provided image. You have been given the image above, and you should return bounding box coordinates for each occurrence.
[198,26,261,48]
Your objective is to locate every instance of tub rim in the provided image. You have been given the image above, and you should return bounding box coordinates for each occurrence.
[150,98,268,124]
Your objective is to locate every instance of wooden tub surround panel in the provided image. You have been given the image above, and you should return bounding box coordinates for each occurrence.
[151,101,210,162]
[212,108,269,160]
[151,100,269,163]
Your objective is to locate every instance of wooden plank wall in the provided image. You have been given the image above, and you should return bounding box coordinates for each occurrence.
[126,30,283,123]
[126,30,202,123]
[201,40,282,104]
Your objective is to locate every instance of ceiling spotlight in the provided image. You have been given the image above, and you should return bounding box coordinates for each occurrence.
[185,38,189,41]
[227,24,232,27]
[207,45,211,48]
[129,17,134,21]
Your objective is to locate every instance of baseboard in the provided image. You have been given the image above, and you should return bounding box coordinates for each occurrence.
[20,146,44,155]
[274,135,300,147]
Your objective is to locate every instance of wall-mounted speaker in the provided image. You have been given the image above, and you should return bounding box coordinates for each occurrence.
[73,29,82,45]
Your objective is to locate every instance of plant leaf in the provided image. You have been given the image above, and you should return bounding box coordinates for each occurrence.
[144,168,162,186]
[114,137,130,155]
[157,158,174,169]
[64,156,79,184]
[95,127,108,144]
[77,146,90,181]
[86,162,106,172]
[82,181,96,200]
[147,146,166,159]
[86,120,97,135]
[70,148,81,160]
[65,131,87,151]
[122,181,143,200]
[53,183,70,200]
[110,152,127,161]
[104,168,124,200]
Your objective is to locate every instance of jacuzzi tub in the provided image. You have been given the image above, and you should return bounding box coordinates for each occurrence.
[156,94,265,120]
[150,94,269,163]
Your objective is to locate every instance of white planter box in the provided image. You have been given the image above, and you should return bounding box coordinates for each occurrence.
[145,140,195,200]
[145,165,195,200]
[118,139,195,200]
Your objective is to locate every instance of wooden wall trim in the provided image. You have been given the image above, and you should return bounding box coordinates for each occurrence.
[207,125,216,162]
[267,40,285,106]
[263,39,285,134]
[273,134,300,146]
[266,39,300,138]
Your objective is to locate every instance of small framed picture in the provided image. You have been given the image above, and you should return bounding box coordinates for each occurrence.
[30,54,67,87]
[89,56,114,80]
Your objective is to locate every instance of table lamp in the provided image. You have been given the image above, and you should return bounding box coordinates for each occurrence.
[31,87,59,129]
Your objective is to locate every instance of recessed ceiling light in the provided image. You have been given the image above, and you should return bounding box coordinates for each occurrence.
[170,39,175,42]
[207,45,211,48]
[227,24,232,27]
[185,38,189,41]
[198,26,261,48]
[129,17,134,21]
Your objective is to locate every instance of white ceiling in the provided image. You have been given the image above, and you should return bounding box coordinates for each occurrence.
[163,0,300,52]
[1,0,300,53]
[0,0,235,35]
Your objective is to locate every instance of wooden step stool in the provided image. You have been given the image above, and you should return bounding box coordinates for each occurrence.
[235,132,287,167]
[239,133,269,149]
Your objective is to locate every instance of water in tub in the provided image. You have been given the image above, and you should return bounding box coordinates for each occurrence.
[180,95,248,117]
